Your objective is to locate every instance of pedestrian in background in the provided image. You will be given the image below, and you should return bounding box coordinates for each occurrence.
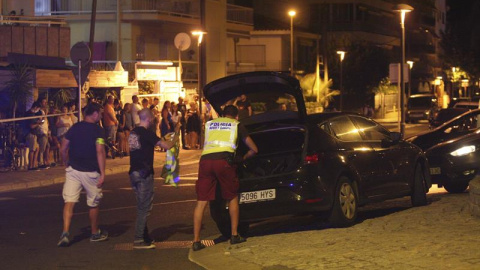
[131,95,142,127]
[103,96,118,145]
[192,105,258,251]
[128,108,180,249]
[186,102,201,149]
[24,102,41,170]
[142,98,149,109]
[177,97,188,150]
[68,102,78,124]
[58,102,108,247]
[36,97,51,169]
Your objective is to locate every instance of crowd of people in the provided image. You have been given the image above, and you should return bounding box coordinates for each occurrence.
[99,94,209,154]
[17,97,78,171]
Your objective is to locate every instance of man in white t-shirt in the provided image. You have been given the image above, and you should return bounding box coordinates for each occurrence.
[131,95,142,127]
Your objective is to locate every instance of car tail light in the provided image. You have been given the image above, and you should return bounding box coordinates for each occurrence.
[304,153,319,164]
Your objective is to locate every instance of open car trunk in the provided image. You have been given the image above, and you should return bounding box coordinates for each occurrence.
[237,124,306,179]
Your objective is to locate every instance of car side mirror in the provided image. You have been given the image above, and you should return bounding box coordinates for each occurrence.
[381,132,401,148]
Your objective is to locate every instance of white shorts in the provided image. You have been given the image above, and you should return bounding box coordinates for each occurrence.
[63,166,103,207]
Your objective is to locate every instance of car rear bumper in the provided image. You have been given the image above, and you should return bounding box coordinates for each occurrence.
[237,168,333,221]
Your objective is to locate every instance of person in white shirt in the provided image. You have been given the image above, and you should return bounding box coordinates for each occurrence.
[131,95,142,127]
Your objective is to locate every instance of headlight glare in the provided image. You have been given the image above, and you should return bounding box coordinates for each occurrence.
[450,145,476,156]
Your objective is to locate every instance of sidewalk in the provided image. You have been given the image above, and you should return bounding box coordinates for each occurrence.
[189,185,480,270]
[0,150,202,193]
[373,110,400,124]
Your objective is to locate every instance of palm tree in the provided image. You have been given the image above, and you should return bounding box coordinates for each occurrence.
[2,64,33,119]
[299,73,338,113]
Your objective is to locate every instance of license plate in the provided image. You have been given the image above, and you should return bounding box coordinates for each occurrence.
[430,167,441,175]
[239,189,275,204]
[412,113,423,117]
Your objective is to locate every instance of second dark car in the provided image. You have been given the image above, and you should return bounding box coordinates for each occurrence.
[204,72,431,237]
[408,109,480,193]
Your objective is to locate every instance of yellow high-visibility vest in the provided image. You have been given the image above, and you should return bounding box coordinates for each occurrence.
[202,117,239,156]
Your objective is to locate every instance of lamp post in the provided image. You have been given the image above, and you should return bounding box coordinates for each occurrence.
[192,30,207,125]
[288,10,296,76]
[407,60,414,98]
[337,50,346,111]
[394,4,413,138]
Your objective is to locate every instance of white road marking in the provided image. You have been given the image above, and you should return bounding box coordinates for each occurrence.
[73,199,197,215]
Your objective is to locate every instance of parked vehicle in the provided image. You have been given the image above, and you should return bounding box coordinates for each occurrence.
[407,109,480,193]
[406,94,438,123]
[452,101,479,110]
[429,108,468,129]
[204,72,431,237]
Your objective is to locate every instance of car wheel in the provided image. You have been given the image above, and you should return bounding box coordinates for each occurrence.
[411,163,428,206]
[328,177,358,227]
[209,198,249,239]
[443,181,469,193]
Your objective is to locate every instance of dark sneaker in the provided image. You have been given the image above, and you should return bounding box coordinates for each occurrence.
[39,164,50,169]
[230,235,246,245]
[133,241,156,249]
[57,232,70,247]
[192,241,206,251]
[90,229,108,242]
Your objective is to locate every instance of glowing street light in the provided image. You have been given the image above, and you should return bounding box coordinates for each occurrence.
[407,60,414,98]
[394,3,414,138]
[192,30,207,133]
[288,10,296,76]
[337,50,346,111]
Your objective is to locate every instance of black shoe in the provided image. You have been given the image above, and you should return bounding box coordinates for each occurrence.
[230,235,246,245]
[133,241,156,249]
[192,241,206,251]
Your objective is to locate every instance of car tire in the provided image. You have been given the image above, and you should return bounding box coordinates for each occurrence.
[443,181,469,193]
[411,163,428,206]
[328,177,358,227]
[209,198,249,239]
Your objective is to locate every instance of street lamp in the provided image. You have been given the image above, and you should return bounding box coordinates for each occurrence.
[337,50,346,111]
[394,3,414,138]
[407,60,414,98]
[288,10,296,76]
[192,30,207,129]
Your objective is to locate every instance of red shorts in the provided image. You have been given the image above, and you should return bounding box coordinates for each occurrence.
[196,159,239,201]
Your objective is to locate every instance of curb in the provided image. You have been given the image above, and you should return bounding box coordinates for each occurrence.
[188,238,262,270]
[0,164,131,194]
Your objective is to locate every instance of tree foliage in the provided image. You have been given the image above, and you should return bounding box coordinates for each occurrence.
[440,0,480,80]
[1,64,33,118]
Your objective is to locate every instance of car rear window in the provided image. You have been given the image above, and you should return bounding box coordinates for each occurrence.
[328,116,362,141]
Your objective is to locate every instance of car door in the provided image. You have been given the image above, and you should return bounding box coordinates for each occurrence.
[350,116,409,197]
[324,116,379,197]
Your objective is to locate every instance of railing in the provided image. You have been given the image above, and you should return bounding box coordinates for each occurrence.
[0,15,66,26]
[35,0,200,18]
[227,4,253,26]
[34,0,252,26]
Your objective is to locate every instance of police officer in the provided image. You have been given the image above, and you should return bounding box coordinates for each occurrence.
[192,105,258,251]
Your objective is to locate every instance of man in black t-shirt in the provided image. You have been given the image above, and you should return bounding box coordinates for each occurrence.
[57,103,108,247]
[128,108,180,249]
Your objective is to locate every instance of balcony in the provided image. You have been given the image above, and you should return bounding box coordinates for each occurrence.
[0,16,69,59]
[227,4,253,26]
[35,0,200,19]
[34,0,253,26]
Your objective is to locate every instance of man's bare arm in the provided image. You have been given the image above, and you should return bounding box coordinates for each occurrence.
[96,140,106,188]
[60,138,70,166]
[243,136,258,160]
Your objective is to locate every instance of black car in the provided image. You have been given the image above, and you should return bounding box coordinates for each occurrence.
[429,108,468,129]
[204,72,431,237]
[408,109,480,193]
